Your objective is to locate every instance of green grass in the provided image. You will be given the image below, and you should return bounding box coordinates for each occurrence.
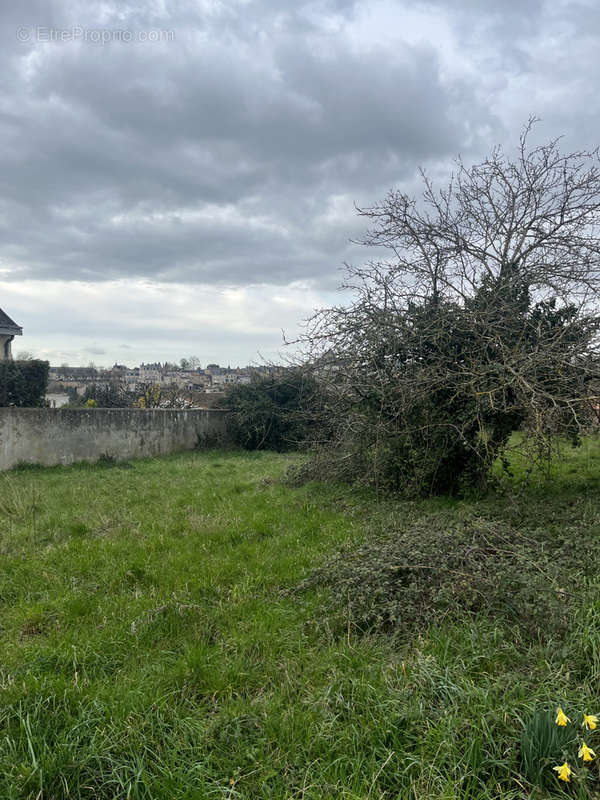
[0,443,600,798]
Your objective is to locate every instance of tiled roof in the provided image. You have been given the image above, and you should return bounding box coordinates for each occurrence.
[0,308,22,334]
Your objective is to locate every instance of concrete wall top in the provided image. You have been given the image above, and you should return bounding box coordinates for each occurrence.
[0,407,231,470]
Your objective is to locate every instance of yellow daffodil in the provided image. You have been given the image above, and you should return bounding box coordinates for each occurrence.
[553,762,573,782]
[556,707,570,726]
[583,713,599,731]
[579,742,596,762]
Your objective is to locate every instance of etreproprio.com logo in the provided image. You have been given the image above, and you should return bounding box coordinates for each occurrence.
[16,26,175,44]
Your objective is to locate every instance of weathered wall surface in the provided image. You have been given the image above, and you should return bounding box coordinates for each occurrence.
[0,408,230,470]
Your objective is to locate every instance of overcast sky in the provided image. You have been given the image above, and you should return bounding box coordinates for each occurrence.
[1,0,599,366]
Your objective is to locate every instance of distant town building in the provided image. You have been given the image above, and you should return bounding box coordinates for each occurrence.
[205,364,228,376]
[139,362,162,383]
[45,358,270,406]
[124,368,140,390]
[211,372,251,387]
[49,366,97,382]
[0,308,22,360]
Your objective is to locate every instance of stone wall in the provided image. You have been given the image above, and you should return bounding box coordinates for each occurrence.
[0,407,230,470]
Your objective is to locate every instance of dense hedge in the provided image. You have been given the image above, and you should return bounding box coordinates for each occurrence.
[217,370,326,451]
[0,360,49,407]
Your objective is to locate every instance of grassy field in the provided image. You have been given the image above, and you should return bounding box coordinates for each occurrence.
[1,442,600,798]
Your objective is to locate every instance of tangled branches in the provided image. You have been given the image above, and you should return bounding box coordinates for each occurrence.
[299,121,600,494]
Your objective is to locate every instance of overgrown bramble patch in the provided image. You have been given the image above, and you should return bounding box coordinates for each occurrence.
[294,510,570,636]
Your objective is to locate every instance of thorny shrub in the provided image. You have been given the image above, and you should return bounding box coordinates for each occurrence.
[295,511,571,636]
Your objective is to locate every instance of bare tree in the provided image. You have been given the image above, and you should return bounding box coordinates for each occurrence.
[300,121,600,494]
[179,356,201,371]
[134,382,193,409]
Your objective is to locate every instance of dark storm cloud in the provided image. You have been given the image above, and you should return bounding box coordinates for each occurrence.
[0,0,487,286]
[1,0,599,288]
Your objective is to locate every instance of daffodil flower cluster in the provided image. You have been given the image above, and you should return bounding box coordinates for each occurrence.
[552,707,599,783]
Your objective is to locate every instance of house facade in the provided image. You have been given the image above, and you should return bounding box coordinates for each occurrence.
[0,308,22,361]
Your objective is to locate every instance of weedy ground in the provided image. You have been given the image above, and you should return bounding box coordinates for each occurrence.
[0,440,600,798]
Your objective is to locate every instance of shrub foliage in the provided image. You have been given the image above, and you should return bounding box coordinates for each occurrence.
[0,359,49,407]
[218,370,326,451]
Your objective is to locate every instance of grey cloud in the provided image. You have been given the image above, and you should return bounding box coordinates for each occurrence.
[0,18,476,284]
[0,0,599,293]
